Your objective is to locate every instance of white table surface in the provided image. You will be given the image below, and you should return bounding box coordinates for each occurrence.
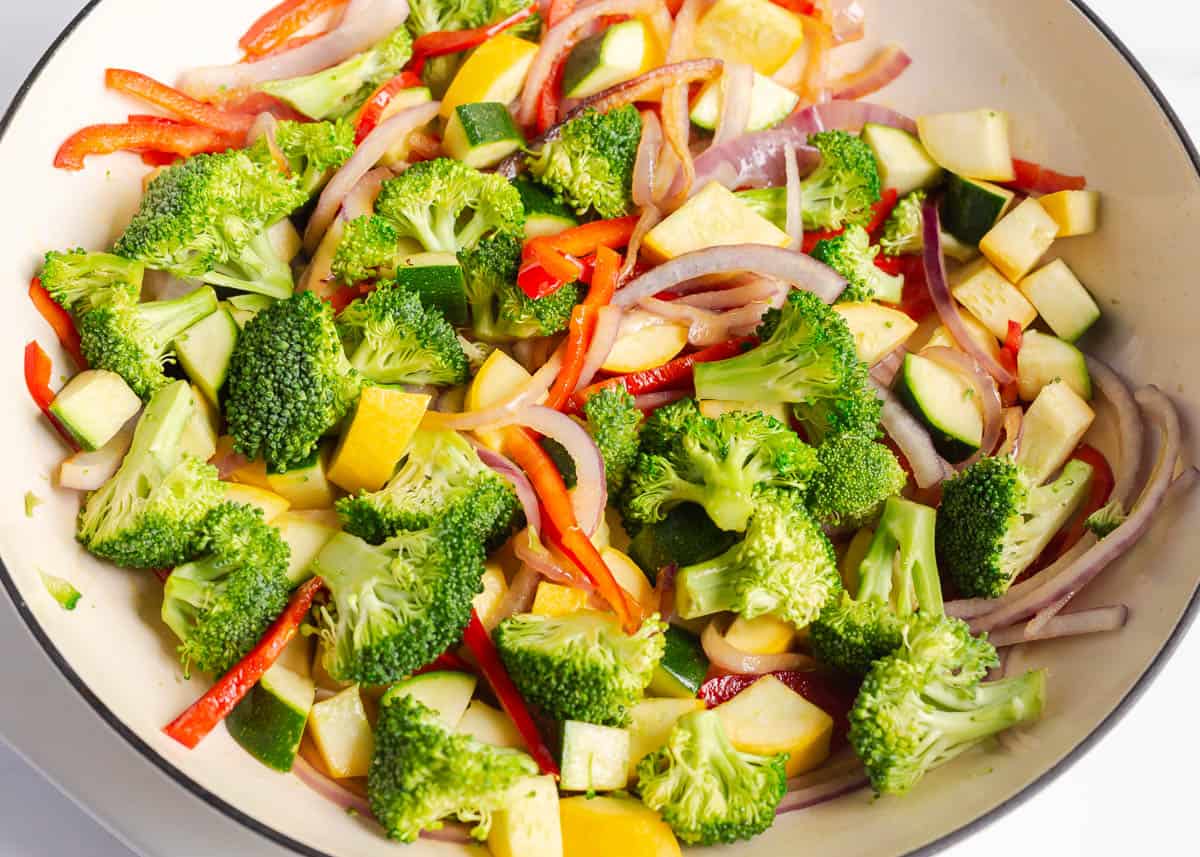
[0,2,1196,856]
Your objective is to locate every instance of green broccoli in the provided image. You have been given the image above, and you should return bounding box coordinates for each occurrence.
[1086,499,1126,538]
[372,158,524,255]
[804,433,907,529]
[225,291,364,472]
[336,281,468,385]
[336,428,518,546]
[312,510,486,684]
[849,616,1046,796]
[694,290,882,445]
[879,190,925,256]
[407,0,541,95]
[810,497,942,675]
[799,130,882,230]
[636,709,787,846]
[260,27,414,120]
[40,249,144,315]
[369,691,537,842]
[811,224,903,304]
[458,232,581,341]
[545,386,643,494]
[78,286,218,400]
[937,455,1095,598]
[76,381,224,569]
[331,215,406,285]
[673,489,842,629]
[526,106,642,219]
[114,150,306,299]
[161,502,291,677]
[494,610,666,727]
[250,119,356,196]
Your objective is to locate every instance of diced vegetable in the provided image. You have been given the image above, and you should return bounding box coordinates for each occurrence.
[386,670,478,729]
[694,0,805,75]
[222,482,291,523]
[472,562,511,629]
[265,446,337,510]
[1017,329,1091,402]
[625,697,707,782]
[443,102,525,169]
[468,349,533,452]
[531,582,591,617]
[601,314,689,374]
[390,253,470,326]
[563,20,657,99]
[979,197,1060,283]
[647,625,708,699]
[224,294,274,329]
[327,388,430,493]
[1038,189,1100,237]
[690,71,799,133]
[940,229,982,263]
[489,775,564,857]
[713,674,833,777]
[173,306,239,407]
[1018,258,1101,342]
[916,109,1015,181]
[950,257,1038,339]
[440,34,539,119]
[307,685,375,779]
[458,699,524,748]
[643,182,791,261]
[40,572,81,610]
[559,796,682,857]
[861,123,944,196]
[838,526,874,593]
[939,174,1015,246]
[225,661,315,772]
[274,511,339,585]
[895,352,983,462]
[49,370,141,452]
[723,615,795,655]
[833,302,918,366]
[560,720,632,791]
[1015,381,1095,484]
[601,547,655,607]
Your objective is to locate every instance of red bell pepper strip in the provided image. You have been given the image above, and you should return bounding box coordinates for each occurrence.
[414,650,475,676]
[55,120,237,171]
[516,260,567,300]
[410,4,538,73]
[353,71,425,144]
[997,320,1023,406]
[801,228,842,254]
[526,239,586,284]
[105,69,253,136]
[547,0,577,27]
[865,188,899,236]
[541,215,641,257]
[29,279,86,370]
[767,0,816,13]
[463,610,559,776]
[164,577,325,749]
[545,247,620,410]
[208,90,309,122]
[697,670,858,746]
[564,336,756,414]
[1003,158,1087,195]
[518,217,640,298]
[239,0,347,57]
[24,341,79,450]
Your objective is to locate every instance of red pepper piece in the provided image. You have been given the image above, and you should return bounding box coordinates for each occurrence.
[239,0,347,57]
[410,4,537,73]
[865,188,899,236]
[354,71,425,144]
[29,279,86,370]
[1003,158,1087,194]
[24,341,79,450]
[105,69,252,136]
[1027,443,1115,577]
[55,120,237,171]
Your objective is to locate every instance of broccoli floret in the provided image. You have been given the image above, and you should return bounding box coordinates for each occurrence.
[373,158,524,255]
[494,611,666,727]
[545,386,643,494]
[369,691,537,842]
[805,433,907,529]
[251,119,356,196]
[636,709,787,846]
[849,617,1046,796]
[810,497,942,675]
[526,106,641,219]
[225,291,364,472]
[694,290,881,445]
[161,502,291,677]
[331,215,404,285]
[674,489,842,629]
[622,398,818,533]
[937,456,1095,598]
[458,232,581,341]
[78,286,218,399]
[879,190,925,256]
[114,150,306,299]
[811,224,904,304]
[76,381,224,569]
[798,130,882,231]
[1086,499,1126,538]
[337,281,468,385]
[336,428,518,545]
[40,249,144,315]
[261,27,414,120]
[312,511,486,685]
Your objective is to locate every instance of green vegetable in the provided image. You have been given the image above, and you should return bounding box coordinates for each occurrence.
[622,397,818,533]
[811,224,903,304]
[526,105,642,219]
[24,492,42,518]
[40,572,81,611]
[673,489,841,630]
[636,709,787,846]
[249,119,356,196]
[795,130,881,231]
[225,291,363,472]
[443,102,525,169]
[694,290,881,445]
[76,381,224,569]
[804,433,906,529]
[368,691,537,842]
[161,502,291,677]
[1086,499,1126,538]
[878,190,926,256]
[114,150,306,299]
[626,503,738,578]
[647,624,709,699]
[545,386,642,494]
[494,610,666,727]
[406,0,541,95]
[40,249,144,316]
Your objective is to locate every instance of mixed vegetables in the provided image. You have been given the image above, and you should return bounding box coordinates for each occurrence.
[27,0,1196,852]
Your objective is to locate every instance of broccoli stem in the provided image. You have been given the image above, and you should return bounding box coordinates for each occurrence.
[856,498,942,617]
[208,227,295,299]
[923,670,1046,745]
[139,286,220,355]
[674,551,741,619]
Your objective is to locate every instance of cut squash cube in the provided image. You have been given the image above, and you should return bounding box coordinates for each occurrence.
[559,796,681,857]
[327,387,430,494]
[1038,189,1100,237]
[723,615,795,655]
[950,257,1038,338]
[459,699,523,749]
[643,181,791,262]
[1018,258,1101,342]
[979,197,1060,282]
[472,562,511,629]
[601,547,655,607]
[834,302,919,366]
[626,698,707,783]
[266,445,337,510]
[222,482,290,523]
[468,349,534,452]
[274,511,339,585]
[916,109,1015,181]
[714,674,833,777]
[601,312,689,374]
[308,685,374,779]
[694,0,805,75]
[1016,381,1095,485]
[490,776,563,857]
[531,582,590,617]
[441,34,538,119]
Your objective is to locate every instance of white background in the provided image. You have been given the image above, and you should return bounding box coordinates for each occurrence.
[0,2,1195,855]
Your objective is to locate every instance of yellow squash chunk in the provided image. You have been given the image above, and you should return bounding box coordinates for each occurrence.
[698,399,790,423]
[980,197,1060,283]
[626,698,707,783]
[441,34,539,119]
[309,685,374,779]
[222,483,290,523]
[643,181,791,262]
[1015,381,1095,485]
[274,511,339,585]
[922,307,1002,363]
[834,302,919,366]
[266,446,337,510]
[602,312,689,374]
[213,435,271,489]
[467,349,534,452]
[694,0,805,75]
[328,387,430,494]
[490,776,563,857]
[714,674,833,777]
[601,547,655,607]
[723,615,795,655]
[950,257,1038,339]
[458,699,524,749]
[531,582,590,617]
[839,526,874,594]
[473,563,511,629]
[560,796,681,857]
[1038,189,1100,237]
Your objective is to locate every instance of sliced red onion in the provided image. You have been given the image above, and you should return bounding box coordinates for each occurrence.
[786,100,918,136]
[304,101,440,253]
[986,605,1129,648]
[871,378,954,489]
[784,144,804,248]
[996,406,1024,458]
[676,277,787,309]
[692,132,820,191]
[297,216,345,297]
[701,619,817,675]
[615,244,846,307]
[292,755,372,817]
[513,528,594,590]
[575,305,624,391]
[830,44,912,101]
[58,425,134,491]
[422,350,561,432]
[633,389,690,412]
[869,346,905,388]
[1086,355,1143,508]
[178,0,411,99]
[1025,592,1075,637]
[777,768,869,813]
[620,204,661,282]
[922,346,1002,469]
[922,200,1014,384]
[471,441,542,536]
[654,0,704,207]
[568,59,724,121]
[341,166,394,221]
[632,111,663,208]
[712,62,755,148]
[513,405,606,536]
[491,563,540,628]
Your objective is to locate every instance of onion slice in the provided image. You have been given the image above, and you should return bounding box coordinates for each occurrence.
[701,619,817,675]
[292,755,373,817]
[569,59,724,120]
[620,204,660,282]
[632,111,663,209]
[676,277,787,309]
[471,442,542,536]
[712,62,755,148]
[422,350,561,432]
[922,346,1002,468]
[784,144,804,249]
[692,132,820,192]
[786,99,918,136]
[871,378,954,489]
[513,405,607,536]
[576,305,624,391]
[777,768,869,814]
[514,527,594,590]
[492,563,540,628]
[58,425,134,491]
[995,406,1024,458]
[829,44,912,101]
[615,244,846,307]
[825,0,867,43]
[987,605,1129,648]
[1086,355,1143,508]
[869,345,905,388]
[341,166,393,221]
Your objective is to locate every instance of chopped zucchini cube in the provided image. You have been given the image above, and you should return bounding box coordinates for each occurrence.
[643,181,791,261]
[1016,381,1095,485]
[560,720,631,792]
[266,445,337,510]
[222,482,291,523]
[833,301,919,366]
[180,384,219,461]
[1017,329,1091,402]
[601,547,655,607]
[916,109,1015,181]
[274,510,339,585]
[950,257,1038,338]
[563,19,655,99]
[173,306,238,406]
[468,349,532,452]
[690,71,799,133]
[601,312,689,373]
[694,0,806,75]
[861,123,944,196]
[895,352,984,462]
[647,625,708,699]
[940,174,1016,245]
[515,179,578,239]
[308,685,374,779]
[392,252,469,325]
[383,670,477,729]
[979,197,1060,282]
[49,369,141,452]
[226,661,315,772]
[558,796,681,857]
[444,102,525,170]
[1018,258,1101,342]
[1038,189,1100,237]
